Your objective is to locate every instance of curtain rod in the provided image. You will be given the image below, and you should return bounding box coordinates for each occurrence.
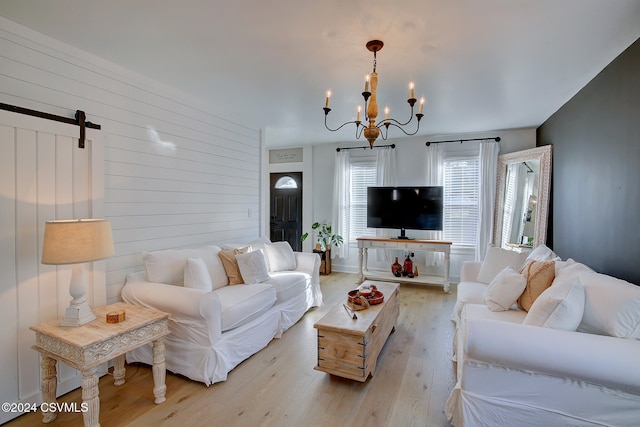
[425,136,500,146]
[336,143,395,152]
[0,102,101,149]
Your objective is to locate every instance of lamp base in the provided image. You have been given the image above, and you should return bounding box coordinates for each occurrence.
[60,302,97,327]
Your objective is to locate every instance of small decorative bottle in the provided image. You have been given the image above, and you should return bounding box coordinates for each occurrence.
[403,254,413,277]
[391,257,402,277]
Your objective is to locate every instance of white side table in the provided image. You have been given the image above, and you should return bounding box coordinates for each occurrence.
[31,302,169,427]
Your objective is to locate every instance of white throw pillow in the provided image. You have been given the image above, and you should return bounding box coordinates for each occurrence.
[249,238,272,271]
[484,267,526,312]
[143,245,227,288]
[523,277,585,331]
[264,241,297,272]
[143,249,189,285]
[577,272,640,339]
[526,244,560,262]
[552,258,593,287]
[183,257,213,291]
[477,246,528,284]
[235,251,270,284]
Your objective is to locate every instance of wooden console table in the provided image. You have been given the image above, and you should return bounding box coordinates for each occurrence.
[31,302,169,427]
[357,237,452,293]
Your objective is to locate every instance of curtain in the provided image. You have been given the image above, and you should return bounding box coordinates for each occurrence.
[475,140,500,261]
[375,147,398,262]
[332,149,350,259]
[425,144,444,266]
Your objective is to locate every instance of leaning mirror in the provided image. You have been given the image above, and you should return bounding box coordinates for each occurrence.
[493,145,552,250]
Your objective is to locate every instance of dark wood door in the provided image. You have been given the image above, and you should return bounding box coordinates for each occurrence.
[270,172,302,251]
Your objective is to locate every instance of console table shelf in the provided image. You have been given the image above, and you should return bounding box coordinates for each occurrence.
[356,237,452,293]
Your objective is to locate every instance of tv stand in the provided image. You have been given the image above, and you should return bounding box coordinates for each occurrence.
[356,237,452,293]
[396,228,413,240]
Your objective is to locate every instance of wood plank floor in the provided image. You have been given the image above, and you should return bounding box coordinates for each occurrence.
[7,273,457,427]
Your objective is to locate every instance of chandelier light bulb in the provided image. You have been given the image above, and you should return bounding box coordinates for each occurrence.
[419,97,425,114]
[357,105,361,122]
[364,74,370,92]
[409,82,415,99]
[325,90,331,108]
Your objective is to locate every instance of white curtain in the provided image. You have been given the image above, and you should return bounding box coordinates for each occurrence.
[475,140,500,261]
[425,144,444,266]
[332,149,350,259]
[375,147,398,262]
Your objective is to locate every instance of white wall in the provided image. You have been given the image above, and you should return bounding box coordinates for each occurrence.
[0,17,262,305]
[311,128,536,282]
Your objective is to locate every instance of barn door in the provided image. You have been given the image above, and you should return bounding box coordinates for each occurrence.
[0,110,105,423]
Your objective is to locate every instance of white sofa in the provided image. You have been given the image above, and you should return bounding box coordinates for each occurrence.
[447,246,640,426]
[121,239,321,385]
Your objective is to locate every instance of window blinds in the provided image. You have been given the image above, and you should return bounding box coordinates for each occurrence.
[444,159,479,246]
[349,158,377,242]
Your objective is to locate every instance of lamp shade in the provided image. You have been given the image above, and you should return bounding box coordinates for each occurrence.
[41,219,114,265]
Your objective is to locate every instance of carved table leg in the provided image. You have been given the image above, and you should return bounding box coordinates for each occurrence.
[152,338,167,404]
[358,246,364,283]
[82,367,100,427]
[443,250,451,293]
[113,354,126,386]
[40,355,58,423]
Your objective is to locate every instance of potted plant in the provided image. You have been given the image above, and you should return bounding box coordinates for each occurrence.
[301,222,344,252]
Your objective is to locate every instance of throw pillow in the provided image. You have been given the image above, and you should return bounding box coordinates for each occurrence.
[235,251,270,284]
[249,237,272,271]
[476,246,528,284]
[577,272,640,339]
[143,249,188,285]
[218,246,250,285]
[264,241,297,272]
[552,258,594,286]
[523,277,585,331]
[526,244,560,262]
[517,260,556,312]
[484,267,527,312]
[183,257,213,291]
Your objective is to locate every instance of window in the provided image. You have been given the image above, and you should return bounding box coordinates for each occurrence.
[348,157,377,243]
[443,158,479,246]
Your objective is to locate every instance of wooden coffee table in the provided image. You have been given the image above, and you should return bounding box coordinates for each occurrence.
[314,281,399,382]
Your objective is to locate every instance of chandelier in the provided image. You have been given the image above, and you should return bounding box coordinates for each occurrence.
[323,40,424,148]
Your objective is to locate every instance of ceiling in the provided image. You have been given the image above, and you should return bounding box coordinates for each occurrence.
[1,1,639,146]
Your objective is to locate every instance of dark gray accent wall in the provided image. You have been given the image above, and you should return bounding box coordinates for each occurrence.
[537,37,640,285]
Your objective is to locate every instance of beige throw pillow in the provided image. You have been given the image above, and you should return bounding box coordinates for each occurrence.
[218,246,250,285]
[518,260,556,312]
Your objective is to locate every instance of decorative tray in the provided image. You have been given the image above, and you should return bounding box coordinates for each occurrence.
[347,289,384,305]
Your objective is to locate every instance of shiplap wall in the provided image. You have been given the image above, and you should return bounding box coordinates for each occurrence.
[0,17,262,306]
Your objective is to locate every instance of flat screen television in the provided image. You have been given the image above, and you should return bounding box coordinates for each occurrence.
[367,186,443,239]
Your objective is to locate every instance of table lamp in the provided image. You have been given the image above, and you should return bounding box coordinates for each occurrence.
[41,219,114,327]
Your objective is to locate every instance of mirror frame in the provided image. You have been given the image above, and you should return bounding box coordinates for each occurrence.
[493,145,552,249]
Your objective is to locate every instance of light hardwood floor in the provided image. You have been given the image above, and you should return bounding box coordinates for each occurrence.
[8,273,457,427]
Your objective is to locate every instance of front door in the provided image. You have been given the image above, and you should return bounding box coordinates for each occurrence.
[270,172,302,251]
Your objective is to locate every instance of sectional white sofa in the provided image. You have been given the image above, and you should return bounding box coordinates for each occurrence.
[121,238,321,385]
[447,245,640,426]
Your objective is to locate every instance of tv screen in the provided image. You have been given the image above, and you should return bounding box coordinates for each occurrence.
[367,186,443,238]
